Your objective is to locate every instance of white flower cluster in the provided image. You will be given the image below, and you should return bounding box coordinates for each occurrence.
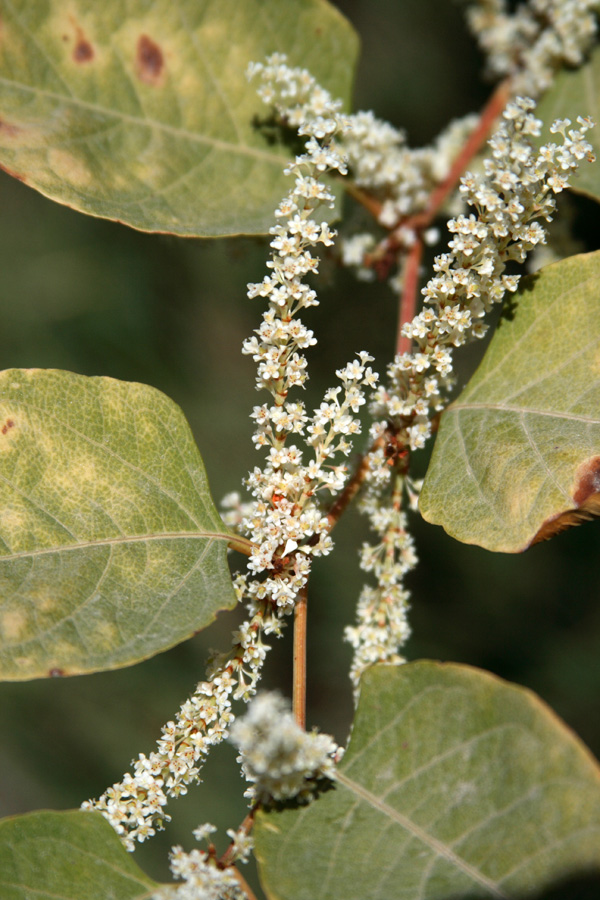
[229,56,378,624]
[85,56,378,852]
[153,851,242,900]
[341,110,478,231]
[339,112,477,287]
[83,671,237,850]
[371,97,594,453]
[345,470,418,689]
[464,0,600,96]
[230,692,337,803]
[346,97,594,692]
[152,825,251,900]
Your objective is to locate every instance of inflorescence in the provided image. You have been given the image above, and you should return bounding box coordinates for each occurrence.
[348,98,594,687]
[85,4,596,881]
[85,52,376,851]
[371,99,594,454]
[248,58,594,694]
[230,692,338,804]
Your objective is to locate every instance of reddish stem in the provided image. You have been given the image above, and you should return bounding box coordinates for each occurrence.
[326,435,386,531]
[397,238,423,357]
[231,868,258,900]
[421,78,512,225]
[343,180,383,220]
[352,78,513,347]
[293,585,308,730]
[219,810,256,869]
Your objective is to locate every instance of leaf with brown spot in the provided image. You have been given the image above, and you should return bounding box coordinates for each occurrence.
[0,368,237,681]
[137,34,163,85]
[420,251,600,553]
[72,34,94,62]
[0,0,357,236]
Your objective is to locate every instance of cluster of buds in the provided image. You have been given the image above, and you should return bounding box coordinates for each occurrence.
[82,672,236,850]
[230,692,338,804]
[341,110,478,235]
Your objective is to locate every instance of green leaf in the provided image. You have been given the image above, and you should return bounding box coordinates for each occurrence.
[535,45,600,204]
[0,368,237,680]
[255,661,600,900]
[0,0,357,236]
[419,251,600,552]
[0,809,159,899]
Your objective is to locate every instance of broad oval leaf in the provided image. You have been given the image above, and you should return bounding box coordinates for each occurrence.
[255,661,600,900]
[0,809,159,899]
[0,368,237,680]
[419,251,600,552]
[0,0,358,236]
[536,45,600,204]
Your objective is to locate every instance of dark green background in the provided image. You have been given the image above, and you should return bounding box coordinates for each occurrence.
[0,0,598,890]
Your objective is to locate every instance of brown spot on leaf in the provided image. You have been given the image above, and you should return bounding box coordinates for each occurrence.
[0,118,21,138]
[573,456,600,505]
[67,18,94,63]
[73,35,94,63]
[1,418,14,435]
[49,667,65,677]
[137,34,164,85]
[529,456,600,546]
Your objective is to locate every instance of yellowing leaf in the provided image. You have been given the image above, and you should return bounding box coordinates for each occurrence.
[255,662,600,900]
[419,251,600,552]
[0,0,358,235]
[0,368,236,680]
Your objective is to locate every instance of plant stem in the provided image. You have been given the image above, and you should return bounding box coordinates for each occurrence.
[326,434,386,531]
[343,180,383,220]
[293,585,308,730]
[231,867,258,900]
[227,535,255,556]
[397,237,423,356]
[219,810,256,869]
[352,77,513,346]
[421,78,512,226]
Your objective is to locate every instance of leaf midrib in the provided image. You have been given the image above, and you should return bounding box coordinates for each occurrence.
[0,74,284,166]
[335,770,509,899]
[0,529,234,562]
[448,402,600,424]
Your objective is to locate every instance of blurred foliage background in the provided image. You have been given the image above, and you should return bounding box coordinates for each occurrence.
[0,0,598,887]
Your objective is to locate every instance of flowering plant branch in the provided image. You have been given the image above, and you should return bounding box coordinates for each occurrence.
[1,2,600,899]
